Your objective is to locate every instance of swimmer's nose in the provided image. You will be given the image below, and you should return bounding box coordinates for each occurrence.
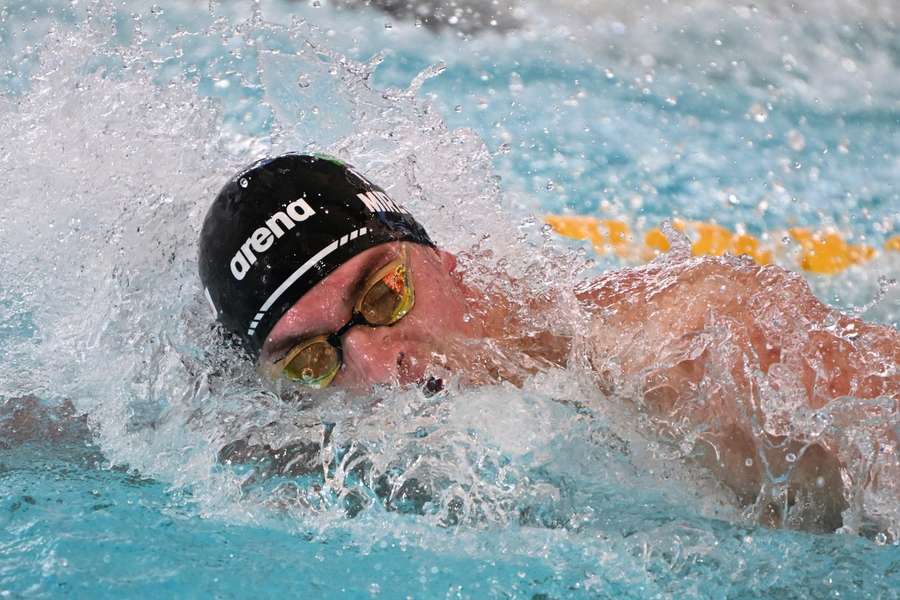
[338,325,423,387]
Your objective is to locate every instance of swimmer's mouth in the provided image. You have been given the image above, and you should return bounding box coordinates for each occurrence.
[396,351,443,395]
[420,376,444,397]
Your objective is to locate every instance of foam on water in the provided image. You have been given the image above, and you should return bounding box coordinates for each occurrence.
[1,0,898,597]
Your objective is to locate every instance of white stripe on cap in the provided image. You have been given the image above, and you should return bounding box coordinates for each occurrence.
[203,287,218,318]
[246,227,370,337]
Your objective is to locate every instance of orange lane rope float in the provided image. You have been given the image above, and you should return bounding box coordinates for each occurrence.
[544,215,897,275]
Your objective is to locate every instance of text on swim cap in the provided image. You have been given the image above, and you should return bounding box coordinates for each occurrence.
[356,190,411,214]
[230,197,316,281]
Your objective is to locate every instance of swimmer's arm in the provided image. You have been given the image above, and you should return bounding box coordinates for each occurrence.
[577,257,899,527]
[0,396,89,448]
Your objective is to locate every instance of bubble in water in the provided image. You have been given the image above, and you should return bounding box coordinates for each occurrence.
[545,180,555,191]
[874,532,887,545]
[744,458,754,467]
[384,22,392,30]
[454,105,463,112]
[239,178,248,188]
[785,452,797,463]
[497,143,511,154]
[296,74,311,88]
[312,0,320,6]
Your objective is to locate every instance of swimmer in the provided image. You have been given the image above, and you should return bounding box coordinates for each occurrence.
[199,153,899,531]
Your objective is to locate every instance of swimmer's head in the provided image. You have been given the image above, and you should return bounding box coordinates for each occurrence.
[198,153,434,357]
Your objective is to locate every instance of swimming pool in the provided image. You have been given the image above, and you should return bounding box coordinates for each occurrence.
[1,1,898,597]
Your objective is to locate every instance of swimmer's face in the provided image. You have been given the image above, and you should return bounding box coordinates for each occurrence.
[259,242,478,390]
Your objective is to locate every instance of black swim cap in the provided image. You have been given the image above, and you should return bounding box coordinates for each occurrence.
[198,153,433,357]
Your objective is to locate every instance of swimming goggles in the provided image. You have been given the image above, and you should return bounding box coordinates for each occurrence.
[272,246,414,389]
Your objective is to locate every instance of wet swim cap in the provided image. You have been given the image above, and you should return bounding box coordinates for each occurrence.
[198,153,433,357]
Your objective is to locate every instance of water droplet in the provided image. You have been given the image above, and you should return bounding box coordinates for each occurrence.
[728,193,739,206]
[749,103,768,123]
[508,72,524,95]
[841,57,857,73]
[239,178,248,188]
[787,129,805,151]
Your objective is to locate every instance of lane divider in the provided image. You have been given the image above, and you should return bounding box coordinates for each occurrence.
[544,215,900,275]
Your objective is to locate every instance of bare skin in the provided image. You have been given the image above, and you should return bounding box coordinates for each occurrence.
[577,254,899,529]
[260,241,900,530]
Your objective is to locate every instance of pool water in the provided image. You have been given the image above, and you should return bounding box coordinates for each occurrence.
[1,1,898,598]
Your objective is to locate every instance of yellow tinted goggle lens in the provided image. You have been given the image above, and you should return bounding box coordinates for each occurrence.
[357,262,414,326]
[281,339,340,389]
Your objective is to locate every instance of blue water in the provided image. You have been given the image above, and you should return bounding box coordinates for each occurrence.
[1,1,899,598]
[6,421,899,598]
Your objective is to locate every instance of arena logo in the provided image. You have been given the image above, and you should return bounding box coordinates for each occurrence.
[230,198,316,280]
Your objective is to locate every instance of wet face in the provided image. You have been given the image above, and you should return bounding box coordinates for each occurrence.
[260,242,480,390]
